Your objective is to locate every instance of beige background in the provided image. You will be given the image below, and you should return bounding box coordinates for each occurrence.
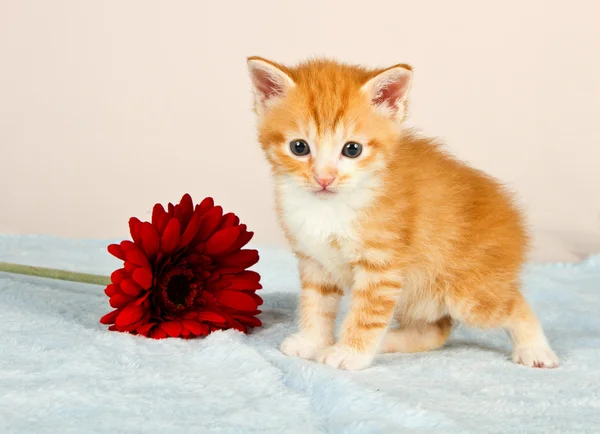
[1,0,599,262]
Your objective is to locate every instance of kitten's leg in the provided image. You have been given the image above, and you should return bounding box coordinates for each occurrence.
[316,263,402,371]
[505,295,559,368]
[280,257,342,360]
[379,317,453,354]
[450,283,559,368]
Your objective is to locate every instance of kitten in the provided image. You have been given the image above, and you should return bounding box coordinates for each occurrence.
[246,56,559,371]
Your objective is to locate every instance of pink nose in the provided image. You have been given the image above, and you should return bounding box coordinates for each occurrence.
[315,176,336,189]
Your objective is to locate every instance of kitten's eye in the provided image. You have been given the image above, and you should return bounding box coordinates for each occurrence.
[290,139,310,156]
[342,142,363,158]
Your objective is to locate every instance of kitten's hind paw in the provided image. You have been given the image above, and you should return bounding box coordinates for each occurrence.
[513,346,559,369]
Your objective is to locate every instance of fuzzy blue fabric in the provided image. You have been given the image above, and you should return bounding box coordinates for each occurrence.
[1,234,599,433]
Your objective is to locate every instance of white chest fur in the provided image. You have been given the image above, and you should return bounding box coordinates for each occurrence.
[277,179,374,287]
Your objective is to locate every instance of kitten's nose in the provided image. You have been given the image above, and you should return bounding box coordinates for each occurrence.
[314,176,336,189]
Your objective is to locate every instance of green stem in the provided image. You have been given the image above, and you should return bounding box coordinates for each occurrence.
[0,262,110,286]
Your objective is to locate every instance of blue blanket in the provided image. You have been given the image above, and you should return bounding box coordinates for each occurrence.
[1,235,599,433]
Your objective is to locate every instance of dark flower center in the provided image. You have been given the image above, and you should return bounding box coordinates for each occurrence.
[157,265,199,312]
[166,275,190,306]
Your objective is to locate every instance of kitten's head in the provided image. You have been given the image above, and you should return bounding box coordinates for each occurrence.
[247,57,412,199]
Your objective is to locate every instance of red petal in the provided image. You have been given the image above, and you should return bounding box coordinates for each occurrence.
[119,310,150,332]
[205,226,242,256]
[195,206,223,242]
[161,218,181,255]
[225,280,262,291]
[217,267,246,275]
[167,202,175,216]
[150,328,168,339]
[124,261,136,273]
[218,213,239,230]
[120,278,143,296]
[120,240,135,252]
[129,217,143,246]
[160,321,183,337]
[250,293,264,306]
[152,203,166,226]
[217,290,258,311]
[180,328,191,337]
[125,246,151,270]
[100,309,120,324]
[235,270,261,282]
[244,309,262,316]
[197,197,214,214]
[122,317,150,333]
[232,314,262,328]
[137,323,156,336]
[140,222,160,258]
[115,303,145,327]
[108,325,118,331]
[230,319,247,332]
[152,203,170,236]
[178,208,204,249]
[206,278,232,292]
[196,311,227,324]
[176,194,194,229]
[207,271,220,283]
[225,273,262,290]
[217,249,259,268]
[133,291,151,305]
[185,253,204,265]
[107,244,126,260]
[110,268,127,284]
[244,270,261,279]
[220,228,254,256]
[132,268,153,290]
[198,291,216,303]
[182,320,209,336]
[104,283,119,297]
[109,293,134,308]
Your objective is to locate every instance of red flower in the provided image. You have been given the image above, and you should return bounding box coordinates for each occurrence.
[99,194,263,339]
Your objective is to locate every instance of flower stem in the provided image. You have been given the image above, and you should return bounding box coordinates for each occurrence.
[0,262,110,286]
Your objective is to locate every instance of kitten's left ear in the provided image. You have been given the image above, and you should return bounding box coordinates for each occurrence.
[361,64,412,122]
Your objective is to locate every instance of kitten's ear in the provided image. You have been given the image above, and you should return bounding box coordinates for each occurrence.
[361,64,412,122]
[247,56,295,116]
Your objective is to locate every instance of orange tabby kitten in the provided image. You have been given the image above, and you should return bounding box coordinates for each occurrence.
[246,56,559,371]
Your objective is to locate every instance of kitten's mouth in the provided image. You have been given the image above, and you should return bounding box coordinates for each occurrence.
[313,188,336,196]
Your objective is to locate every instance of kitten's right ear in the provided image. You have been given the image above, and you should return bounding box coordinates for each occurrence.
[247,56,295,116]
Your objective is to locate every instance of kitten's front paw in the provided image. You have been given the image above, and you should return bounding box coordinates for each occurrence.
[513,346,559,369]
[280,333,329,360]
[316,345,374,371]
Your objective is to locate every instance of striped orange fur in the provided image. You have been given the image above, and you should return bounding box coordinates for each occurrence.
[247,56,558,370]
